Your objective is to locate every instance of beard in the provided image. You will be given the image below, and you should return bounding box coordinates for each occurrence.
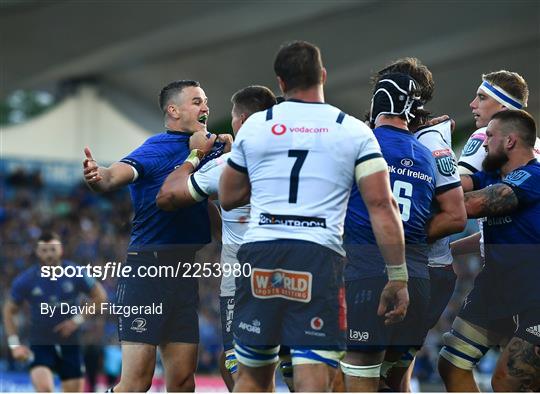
[482,150,508,172]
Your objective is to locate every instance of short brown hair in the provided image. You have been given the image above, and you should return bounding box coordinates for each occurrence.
[158,80,200,114]
[369,57,434,129]
[491,109,537,148]
[231,85,277,117]
[274,41,323,93]
[482,70,529,107]
[374,57,434,103]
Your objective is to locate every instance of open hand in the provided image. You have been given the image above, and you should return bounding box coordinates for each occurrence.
[11,345,32,362]
[377,280,409,325]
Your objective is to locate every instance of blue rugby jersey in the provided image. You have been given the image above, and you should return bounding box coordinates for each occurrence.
[10,262,95,344]
[470,159,540,317]
[120,131,211,250]
[344,125,436,280]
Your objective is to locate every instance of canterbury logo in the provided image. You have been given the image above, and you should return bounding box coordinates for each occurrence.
[525,325,540,338]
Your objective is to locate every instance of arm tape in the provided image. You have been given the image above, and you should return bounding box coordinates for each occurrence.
[355,157,388,182]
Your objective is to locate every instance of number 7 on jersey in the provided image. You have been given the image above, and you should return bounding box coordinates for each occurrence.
[288,150,308,203]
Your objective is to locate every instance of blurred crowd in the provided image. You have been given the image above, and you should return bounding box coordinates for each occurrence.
[0,167,222,390]
[0,166,493,389]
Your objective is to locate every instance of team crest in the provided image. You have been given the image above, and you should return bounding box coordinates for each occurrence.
[462,136,484,156]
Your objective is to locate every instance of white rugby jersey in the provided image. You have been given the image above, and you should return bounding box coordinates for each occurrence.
[227,100,383,255]
[190,152,249,297]
[458,128,540,259]
[459,127,540,174]
[415,120,461,266]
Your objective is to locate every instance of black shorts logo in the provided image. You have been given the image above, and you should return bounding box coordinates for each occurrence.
[130,318,147,333]
[259,213,326,228]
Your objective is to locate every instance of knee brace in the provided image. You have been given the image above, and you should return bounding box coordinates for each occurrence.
[291,349,344,369]
[439,317,490,371]
[234,341,279,368]
[340,360,382,378]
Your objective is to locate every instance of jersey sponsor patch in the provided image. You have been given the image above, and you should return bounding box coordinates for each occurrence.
[259,213,326,228]
[504,170,531,187]
[461,134,485,157]
[251,268,312,303]
[433,148,457,176]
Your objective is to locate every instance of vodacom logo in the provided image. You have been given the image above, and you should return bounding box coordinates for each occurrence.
[271,123,287,135]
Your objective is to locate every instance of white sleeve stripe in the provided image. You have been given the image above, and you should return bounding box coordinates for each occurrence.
[188,176,207,202]
[131,165,139,182]
[355,157,388,182]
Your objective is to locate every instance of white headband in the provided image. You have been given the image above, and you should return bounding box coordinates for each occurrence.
[478,80,523,110]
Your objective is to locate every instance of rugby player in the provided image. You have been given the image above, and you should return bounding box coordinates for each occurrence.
[439,71,538,392]
[341,71,466,392]
[156,85,277,391]
[358,58,466,392]
[439,110,540,392]
[83,80,224,392]
[3,231,107,392]
[452,70,538,256]
[219,40,407,392]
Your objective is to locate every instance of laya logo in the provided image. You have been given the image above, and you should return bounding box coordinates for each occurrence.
[310,317,324,331]
[271,123,287,135]
[349,329,369,341]
[130,318,147,333]
[251,268,312,303]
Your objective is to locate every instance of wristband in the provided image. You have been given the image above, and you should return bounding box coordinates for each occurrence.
[386,263,408,282]
[72,314,85,326]
[8,335,21,349]
[185,149,204,168]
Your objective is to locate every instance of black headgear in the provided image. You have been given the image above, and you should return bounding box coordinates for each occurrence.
[369,73,422,125]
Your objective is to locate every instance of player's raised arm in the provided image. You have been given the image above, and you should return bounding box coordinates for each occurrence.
[82,147,136,193]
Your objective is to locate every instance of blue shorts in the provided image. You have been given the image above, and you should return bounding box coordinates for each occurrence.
[345,276,430,352]
[425,265,456,330]
[117,249,199,345]
[233,240,346,350]
[220,296,235,351]
[30,345,84,380]
[457,269,517,340]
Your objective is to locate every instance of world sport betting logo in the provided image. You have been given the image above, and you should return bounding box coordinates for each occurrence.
[251,268,312,303]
